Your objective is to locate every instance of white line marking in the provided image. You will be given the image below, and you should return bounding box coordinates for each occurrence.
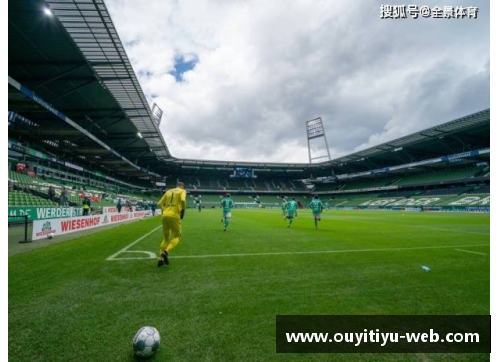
[408,226,489,236]
[109,256,157,260]
[121,250,157,259]
[106,226,162,261]
[454,249,488,256]
[107,243,489,261]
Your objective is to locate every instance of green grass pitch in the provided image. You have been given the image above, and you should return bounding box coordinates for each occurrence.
[9,209,489,361]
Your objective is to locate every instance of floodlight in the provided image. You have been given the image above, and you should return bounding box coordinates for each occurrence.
[306,117,331,163]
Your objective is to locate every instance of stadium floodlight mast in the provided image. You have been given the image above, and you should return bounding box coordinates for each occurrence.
[306,117,331,163]
[152,103,164,126]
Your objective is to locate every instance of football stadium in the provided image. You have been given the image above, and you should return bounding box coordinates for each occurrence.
[8,1,490,361]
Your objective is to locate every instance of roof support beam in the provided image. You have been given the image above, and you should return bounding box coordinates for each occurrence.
[101,116,128,130]
[450,135,472,150]
[85,115,108,137]
[9,60,87,67]
[114,138,142,150]
[32,64,89,90]
[49,79,96,102]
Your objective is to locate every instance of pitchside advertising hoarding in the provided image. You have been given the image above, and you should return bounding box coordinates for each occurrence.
[8,206,83,221]
[102,206,134,213]
[32,210,152,240]
[9,206,145,221]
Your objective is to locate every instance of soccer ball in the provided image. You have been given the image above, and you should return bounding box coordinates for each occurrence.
[47,232,55,239]
[133,326,161,358]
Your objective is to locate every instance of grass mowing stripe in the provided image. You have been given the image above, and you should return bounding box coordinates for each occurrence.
[342,217,489,236]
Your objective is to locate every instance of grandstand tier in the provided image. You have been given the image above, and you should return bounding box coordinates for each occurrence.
[394,166,483,186]
[328,193,489,208]
[8,189,57,207]
[8,154,490,212]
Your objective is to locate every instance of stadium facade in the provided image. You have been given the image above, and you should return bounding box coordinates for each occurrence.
[8,0,489,215]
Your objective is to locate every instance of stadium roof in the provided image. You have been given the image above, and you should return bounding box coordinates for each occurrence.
[169,108,490,177]
[8,0,170,180]
[8,0,490,183]
[314,108,490,174]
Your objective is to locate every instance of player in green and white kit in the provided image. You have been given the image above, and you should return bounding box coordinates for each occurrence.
[220,193,234,231]
[281,198,288,217]
[309,195,324,230]
[285,198,298,228]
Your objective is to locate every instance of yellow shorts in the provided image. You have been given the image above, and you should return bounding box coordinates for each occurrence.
[162,215,181,240]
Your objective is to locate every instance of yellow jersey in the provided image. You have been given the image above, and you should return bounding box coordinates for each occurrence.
[158,187,186,218]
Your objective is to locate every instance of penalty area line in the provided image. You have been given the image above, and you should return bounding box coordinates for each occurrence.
[106,225,162,261]
[169,244,490,259]
[454,248,488,256]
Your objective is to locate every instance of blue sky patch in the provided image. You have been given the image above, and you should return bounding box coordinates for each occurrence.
[169,56,198,82]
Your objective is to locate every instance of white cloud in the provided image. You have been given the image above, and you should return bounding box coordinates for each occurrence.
[106,0,490,162]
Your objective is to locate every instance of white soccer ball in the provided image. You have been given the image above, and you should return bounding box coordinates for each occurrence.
[133,326,161,358]
[47,232,55,239]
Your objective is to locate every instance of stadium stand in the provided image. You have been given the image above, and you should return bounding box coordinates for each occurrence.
[446,194,490,206]
[341,177,396,191]
[474,184,490,194]
[394,166,482,186]
[173,175,311,193]
[198,177,220,190]
[257,195,284,204]
[290,180,308,191]
[314,183,342,192]
[379,190,419,198]
[8,163,160,211]
[8,190,57,207]
[312,164,486,194]
[324,190,490,209]
[252,179,270,191]
[226,178,249,191]
[164,178,179,189]
[272,179,287,190]
[420,187,472,196]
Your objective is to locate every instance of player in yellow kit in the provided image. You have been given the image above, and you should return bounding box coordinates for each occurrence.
[157,182,186,267]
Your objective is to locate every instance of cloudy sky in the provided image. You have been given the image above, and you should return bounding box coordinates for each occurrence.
[106,0,490,163]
